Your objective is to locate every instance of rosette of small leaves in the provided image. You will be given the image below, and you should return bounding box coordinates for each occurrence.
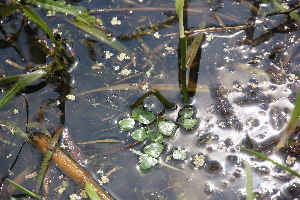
[179,107,199,129]
[120,106,198,170]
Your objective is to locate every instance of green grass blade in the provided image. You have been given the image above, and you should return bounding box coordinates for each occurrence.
[0,68,49,109]
[68,21,133,57]
[245,161,254,200]
[85,183,103,200]
[240,148,300,178]
[19,3,56,43]
[0,1,20,20]
[277,89,300,149]
[36,127,63,194]
[33,0,97,25]
[6,178,41,198]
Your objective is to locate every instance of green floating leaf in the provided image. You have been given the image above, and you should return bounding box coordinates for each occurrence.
[85,183,102,200]
[33,0,97,25]
[172,149,187,160]
[143,143,164,158]
[179,107,194,119]
[132,107,156,125]
[0,68,49,109]
[180,118,198,129]
[119,117,135,131]
[139,154,158,170]
[131,128,147,141]
[69,21,133,57]
[6,179,39,198]
[158,121,176,136]
[151,133,164,143]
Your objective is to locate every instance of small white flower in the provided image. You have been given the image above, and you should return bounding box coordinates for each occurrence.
[141,84,149,90]
[286,155,296,165]
[165,46,173,51]
[117,53,130,61]
[120,69,131,75]
[289,74,298,81]
[66,94,75,101]
[193,155,205,168]
[111,17,121,25]
[114,66,120,70]
[105,51,113,59]
[146,70,151,76]
[154,32,161,39]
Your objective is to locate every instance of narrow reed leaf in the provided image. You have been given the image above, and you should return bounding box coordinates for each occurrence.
[85,183,103,200]
[245,161,254,200]
[33,0,97,25]
[6,179,38,198]
[0,1,19,20]
[0,68,49,109]
[36,127,63,194]
[69,21,133,57]
[277,90,300,149]
[19,4,56,43]
[240,148,300,178]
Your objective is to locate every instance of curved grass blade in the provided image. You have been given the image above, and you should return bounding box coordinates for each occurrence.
[6,178,42,199]
[33,0,97,25]
[85,183,103,200]
[0,1,20,20]
[277,90,300,149]
[240,148,300,178]
[0,68,49,109]
[19,3,56,43]
[68,21,133,57]
[35,127,63,195]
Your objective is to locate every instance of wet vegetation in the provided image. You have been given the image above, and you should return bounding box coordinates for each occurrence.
[0,0,300,199]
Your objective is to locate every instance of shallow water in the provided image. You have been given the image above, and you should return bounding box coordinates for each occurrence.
[0,0,300,199]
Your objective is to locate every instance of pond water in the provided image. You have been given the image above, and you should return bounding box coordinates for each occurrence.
[0,0,300,199]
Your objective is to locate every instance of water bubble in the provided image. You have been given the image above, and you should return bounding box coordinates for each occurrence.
[205,160,223,175]
[254,166,271,175]
[226,155,238,164]
[282,182,300,199]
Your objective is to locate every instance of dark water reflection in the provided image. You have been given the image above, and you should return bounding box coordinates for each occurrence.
[0,0,300,199]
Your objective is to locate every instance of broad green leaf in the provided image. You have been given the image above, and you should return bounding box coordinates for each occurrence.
[6,179,39,198]
[240,148,300,178]
[33,0,97,25]
[179,107,194,118]
[131,128,147,141]
[139,154,158,170]
[132,107,156,125]
[158,121,176,136]
[180,118,198,129]
[151,133,164,143]
[143,143,164,158]
[119,118,135,131]
[0,1,20,20]
[19,4,56,43]
[85,183,102,200]
[68,21,133,57]
[0,68,49,109]
[172,149,186,160]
